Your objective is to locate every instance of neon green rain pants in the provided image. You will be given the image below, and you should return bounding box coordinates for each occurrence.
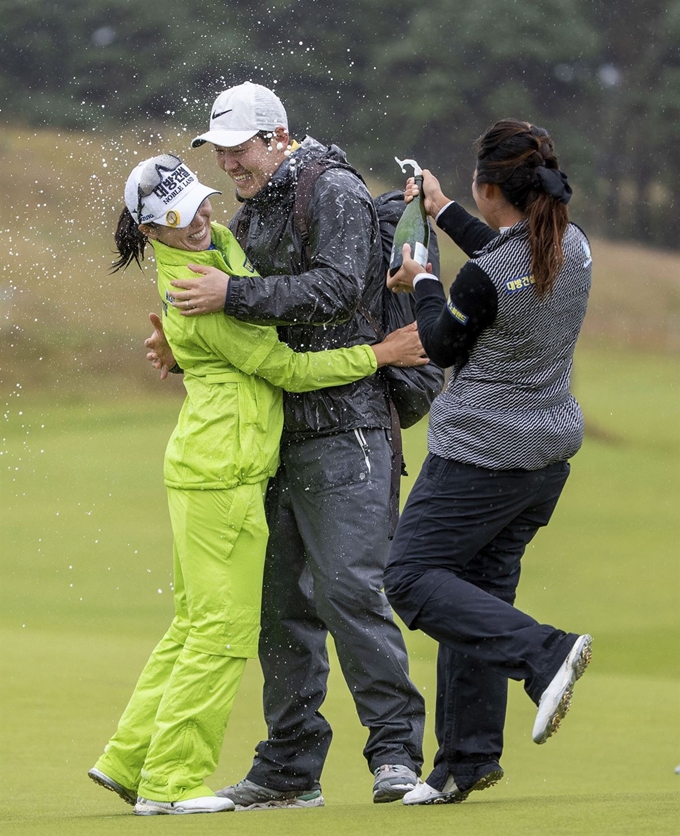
[94,480,268,802]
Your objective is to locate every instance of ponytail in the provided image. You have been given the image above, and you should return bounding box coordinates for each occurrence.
[474,120,571,298]
[526,194,569,298]
[111,207,150,273]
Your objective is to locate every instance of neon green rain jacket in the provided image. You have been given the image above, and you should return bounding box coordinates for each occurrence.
[153,223,378,490]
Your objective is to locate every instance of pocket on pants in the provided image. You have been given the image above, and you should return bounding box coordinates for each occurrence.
[291,435,371,493]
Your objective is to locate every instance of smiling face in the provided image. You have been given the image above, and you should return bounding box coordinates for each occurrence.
[142,198,213,251]
[213,128,289,199]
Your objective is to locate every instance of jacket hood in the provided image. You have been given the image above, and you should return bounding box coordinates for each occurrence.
[293,136,349,168]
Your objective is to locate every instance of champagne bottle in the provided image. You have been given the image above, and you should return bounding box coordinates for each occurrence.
[389,157,430,277]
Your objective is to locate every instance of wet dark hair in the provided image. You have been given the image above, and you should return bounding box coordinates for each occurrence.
[474,119,570,298]
[111,207,156,273]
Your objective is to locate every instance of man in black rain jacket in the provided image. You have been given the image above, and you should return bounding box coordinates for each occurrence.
[154,81,426,808]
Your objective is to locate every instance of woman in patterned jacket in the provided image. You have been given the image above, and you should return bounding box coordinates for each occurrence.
[384,119,593,805]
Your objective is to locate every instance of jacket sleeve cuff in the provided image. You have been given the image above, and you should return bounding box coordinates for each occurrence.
[224,276,241,315]
[238,328,282,375]
[413,272,440,287]
[414,276,447,303]
[360,343,379,373]
[435,201,456,222]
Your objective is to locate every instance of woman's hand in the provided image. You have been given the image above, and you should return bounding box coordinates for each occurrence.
[404,169,450,218]
[144,312,176,380]
[168,265,231,315]
[371,322,430,368]
[386,244,434,294]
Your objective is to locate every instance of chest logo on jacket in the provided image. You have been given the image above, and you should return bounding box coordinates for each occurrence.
[505,273,536,293]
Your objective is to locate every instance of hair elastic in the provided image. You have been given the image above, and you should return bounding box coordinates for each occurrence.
[535,166,572,204]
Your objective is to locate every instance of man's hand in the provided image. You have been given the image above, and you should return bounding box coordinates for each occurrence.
[371,322,430,368]
[145,312,175,380]
[386,244,434,294]
[169,265,231,316]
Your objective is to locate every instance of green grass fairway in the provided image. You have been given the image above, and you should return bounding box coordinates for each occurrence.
[1,346,679,835]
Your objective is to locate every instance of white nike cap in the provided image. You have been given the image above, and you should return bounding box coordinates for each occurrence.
[191,82,288,149]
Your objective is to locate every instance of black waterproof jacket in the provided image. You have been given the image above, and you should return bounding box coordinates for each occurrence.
[226,136,392,436]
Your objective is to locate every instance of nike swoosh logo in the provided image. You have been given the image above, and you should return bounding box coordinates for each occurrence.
[211,108,233,120]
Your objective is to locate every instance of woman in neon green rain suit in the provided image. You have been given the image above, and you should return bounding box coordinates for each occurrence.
[88,154,426,816]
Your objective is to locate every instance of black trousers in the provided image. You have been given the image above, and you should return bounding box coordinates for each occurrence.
[384,454,578,792]
[247,430,425,792]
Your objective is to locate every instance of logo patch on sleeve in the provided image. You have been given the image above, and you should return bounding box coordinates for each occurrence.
[243,256,255,273]
[505,273,535,293]
[446,299,469,325]
[582,240,592,268]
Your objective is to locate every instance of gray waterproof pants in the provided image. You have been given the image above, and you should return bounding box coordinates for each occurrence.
[246,428,425,791]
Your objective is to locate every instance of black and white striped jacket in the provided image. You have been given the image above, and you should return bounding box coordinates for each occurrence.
[427,219,592,470]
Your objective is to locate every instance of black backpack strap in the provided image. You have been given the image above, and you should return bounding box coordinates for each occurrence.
[293,156,366,265]
[293,158,336,265]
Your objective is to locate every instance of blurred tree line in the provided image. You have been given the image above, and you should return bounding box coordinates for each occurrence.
[2,0,678,247]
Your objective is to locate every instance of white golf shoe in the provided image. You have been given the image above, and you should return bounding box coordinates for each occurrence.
[134,795,235,815]
[402,768,503,805]
[532,634,592,744]
[87,767,137,806]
